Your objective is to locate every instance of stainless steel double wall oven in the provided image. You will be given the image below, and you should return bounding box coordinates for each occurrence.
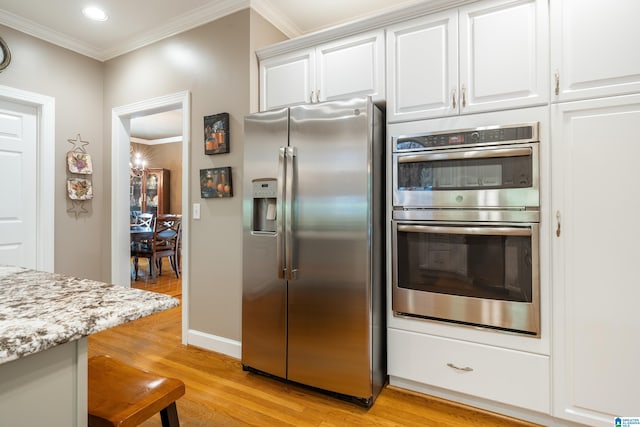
[391,116,541,336]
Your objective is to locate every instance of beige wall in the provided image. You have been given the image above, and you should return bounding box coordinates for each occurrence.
[1,8,286,346]
[131,141,182,214]
[0,24,105,281]
[104,9,286,342]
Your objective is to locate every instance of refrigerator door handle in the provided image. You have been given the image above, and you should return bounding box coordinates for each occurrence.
[285,146,297,280]
[277,147,286,279]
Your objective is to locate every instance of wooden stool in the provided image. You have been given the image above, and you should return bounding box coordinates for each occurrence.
[88,355,185,427]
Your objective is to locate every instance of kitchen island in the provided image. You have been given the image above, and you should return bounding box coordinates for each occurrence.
[0,265,179,427]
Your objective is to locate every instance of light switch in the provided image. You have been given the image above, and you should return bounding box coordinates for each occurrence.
[192,203,200,220]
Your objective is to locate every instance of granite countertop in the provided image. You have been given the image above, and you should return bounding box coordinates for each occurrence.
[0,265,179,365]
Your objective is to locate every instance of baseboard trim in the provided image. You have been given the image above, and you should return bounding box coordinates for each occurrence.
[187,329,241,359]
[389,376,581,427]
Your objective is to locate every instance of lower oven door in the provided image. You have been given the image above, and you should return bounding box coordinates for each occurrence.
[392,220,540,336]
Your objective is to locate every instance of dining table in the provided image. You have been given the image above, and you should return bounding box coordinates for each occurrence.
[130,225,177,242]
[130,225,154,243]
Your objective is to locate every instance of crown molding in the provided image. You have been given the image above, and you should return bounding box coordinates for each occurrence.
[0,0,251,61]
[131,136,182,145]
[101,0,250,61]
[0,8,102,60]
[1,0,475,62]
[256,0,474,60]
[249,0,302,38]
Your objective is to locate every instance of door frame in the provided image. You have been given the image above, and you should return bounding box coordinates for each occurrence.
[111,91,190,344]
[0,85,55,272]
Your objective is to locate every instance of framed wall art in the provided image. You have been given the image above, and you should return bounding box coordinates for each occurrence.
[204,112,229,155]
[200,167,233,198]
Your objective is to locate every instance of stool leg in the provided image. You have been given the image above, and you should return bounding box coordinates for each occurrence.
[160,402,180,427]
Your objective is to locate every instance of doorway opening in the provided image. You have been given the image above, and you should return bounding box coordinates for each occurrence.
[111,91,190,344]
[129,110,182,285]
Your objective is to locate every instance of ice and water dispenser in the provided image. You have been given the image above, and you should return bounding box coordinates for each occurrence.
[251,178,277,233]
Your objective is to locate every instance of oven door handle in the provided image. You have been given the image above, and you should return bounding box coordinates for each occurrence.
[397,224,532,237]
[397,146,532,163]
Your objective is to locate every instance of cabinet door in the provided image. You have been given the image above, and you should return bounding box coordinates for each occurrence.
[459,0,548,114]
[130,175,142,216]
[315,30,385,103]
[551,0,640,102]
[386,11,458,122]
[551,94,640,426]
[144,170,161,216]
[260,50,315,111]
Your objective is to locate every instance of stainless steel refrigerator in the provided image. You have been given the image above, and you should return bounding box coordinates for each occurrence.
[242,97,386,406]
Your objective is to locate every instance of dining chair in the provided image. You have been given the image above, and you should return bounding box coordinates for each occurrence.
[135,213,155,228]
[131,214,181,282]
[158,214,182,278]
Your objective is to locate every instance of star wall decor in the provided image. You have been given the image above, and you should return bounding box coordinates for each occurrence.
[67,133,89,152]
[67,200,88,219]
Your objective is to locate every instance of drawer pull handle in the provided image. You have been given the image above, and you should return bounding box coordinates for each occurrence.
[447,363,473,372]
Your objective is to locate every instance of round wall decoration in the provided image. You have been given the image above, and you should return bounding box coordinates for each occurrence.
[0,37,11,72]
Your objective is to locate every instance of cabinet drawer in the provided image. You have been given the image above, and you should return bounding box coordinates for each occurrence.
[388,328,549,413]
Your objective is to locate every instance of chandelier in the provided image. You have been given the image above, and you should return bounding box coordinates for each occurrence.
[129,151,146,178]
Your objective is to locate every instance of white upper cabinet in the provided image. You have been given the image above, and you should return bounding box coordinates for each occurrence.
[260,50,316,111]
[551,94,640,426]
[386,11,458,122]
[551,0,640,102]
[459,0,548,114]
[259,30,384,111]
[387,0,548,122]
[316,32,385,103]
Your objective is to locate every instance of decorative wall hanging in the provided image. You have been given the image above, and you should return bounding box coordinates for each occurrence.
[200,167,233,198]
[67,151,93,174]
[66,134,93,218]
[204,112,229,155]
[67,178,94,200]
[0,37,11,72]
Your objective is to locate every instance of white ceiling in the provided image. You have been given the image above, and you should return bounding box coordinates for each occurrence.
[0,0,421,61]
[0,0,420,141]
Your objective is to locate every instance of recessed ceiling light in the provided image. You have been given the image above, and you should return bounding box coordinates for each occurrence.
[82,6,108,21]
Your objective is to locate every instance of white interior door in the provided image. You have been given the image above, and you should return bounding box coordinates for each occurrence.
[0,99,37,268]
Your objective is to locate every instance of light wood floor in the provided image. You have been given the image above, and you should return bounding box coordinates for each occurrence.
[88,260,540,426]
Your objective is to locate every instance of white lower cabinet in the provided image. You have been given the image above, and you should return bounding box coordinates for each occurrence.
[388,328,550,414]
[551,94,640,426]
[0,339,88,427]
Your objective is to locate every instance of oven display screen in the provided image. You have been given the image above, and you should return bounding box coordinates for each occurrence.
[449,135,464,144]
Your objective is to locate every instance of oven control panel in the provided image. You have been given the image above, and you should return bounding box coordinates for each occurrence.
[394,123,538,151]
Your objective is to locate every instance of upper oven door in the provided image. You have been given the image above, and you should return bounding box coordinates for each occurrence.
[393,142,539,209]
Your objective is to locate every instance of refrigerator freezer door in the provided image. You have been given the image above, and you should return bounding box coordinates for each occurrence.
[286,98,375,399]
[242,108,289,378]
